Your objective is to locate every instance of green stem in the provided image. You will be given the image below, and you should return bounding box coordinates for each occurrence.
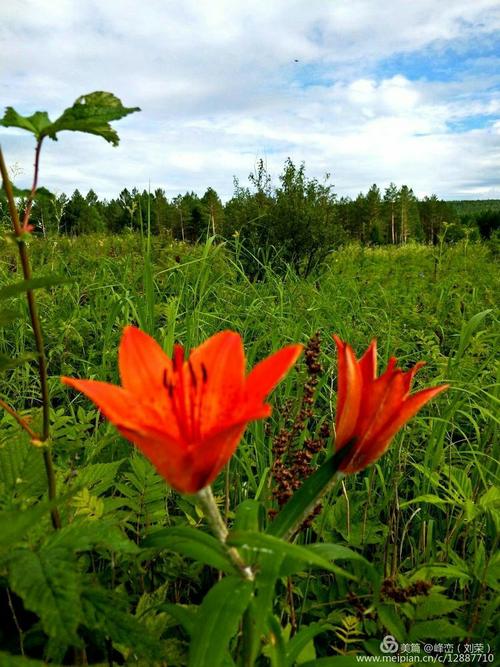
[195,486,254,581]
[0,144,60,530]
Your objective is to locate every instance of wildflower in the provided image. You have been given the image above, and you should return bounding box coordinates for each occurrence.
[62,326,302,493]
[333,336,448,473]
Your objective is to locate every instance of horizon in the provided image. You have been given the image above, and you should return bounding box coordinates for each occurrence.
[25,172,500,206]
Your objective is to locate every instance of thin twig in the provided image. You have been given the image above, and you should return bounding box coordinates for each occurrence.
[7,588,24,656]
[0,397,39,440]
[21,137,44,230]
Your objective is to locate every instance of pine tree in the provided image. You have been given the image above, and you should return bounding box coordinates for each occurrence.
[364,184,382,244]
[201,187,224,237]
[383,183,398,244]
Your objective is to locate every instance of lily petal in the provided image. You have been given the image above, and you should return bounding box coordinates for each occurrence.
[334,336,362,448]
[359,339,377,383]
[119,326,173,401]
[189,330,246,433]
[187,423,247,493]
[245,344,303,403]
[118,426,187,492]
[63,328,301,494]
[61,376,180,442]
[366,383,450,464]
[355,368,403,448]
[332,336,449,475]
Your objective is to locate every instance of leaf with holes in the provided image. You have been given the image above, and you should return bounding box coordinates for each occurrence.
[48,91,140,146]
[1,92,139,145]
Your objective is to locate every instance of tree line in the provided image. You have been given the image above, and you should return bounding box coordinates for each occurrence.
[2,158,498,275]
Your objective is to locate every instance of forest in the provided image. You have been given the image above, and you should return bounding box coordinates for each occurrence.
[3,158,499,277]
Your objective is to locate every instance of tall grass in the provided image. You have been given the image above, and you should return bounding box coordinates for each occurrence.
[1,234,498,651]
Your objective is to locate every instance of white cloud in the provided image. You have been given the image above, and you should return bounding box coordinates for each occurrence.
[0,0,499,200]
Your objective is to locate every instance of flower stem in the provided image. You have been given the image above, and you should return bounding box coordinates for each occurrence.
[195,486,254,581]
[0,145,61,530]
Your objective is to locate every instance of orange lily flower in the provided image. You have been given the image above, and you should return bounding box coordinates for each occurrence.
[62,326,302,493]
[333,336,448,473]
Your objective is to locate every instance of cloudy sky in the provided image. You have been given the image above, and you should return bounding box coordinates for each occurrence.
[1,0,500,201]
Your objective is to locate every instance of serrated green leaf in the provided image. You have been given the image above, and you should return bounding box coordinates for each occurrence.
[142,526,236,573]
[47,517,138,554]
[414,593,463,620]
[0,432,46,498]
[1,93,139,146]
[409,619,466,640]
[0,108,53,140]
[48,91,140,146]
[188,575,253,667]
[228,531,356,580]
[411,564,470,585]
[377,604,406,642]
[72,459,124,496]
[479,486,500,532]
[81,586,163,659]
[7,545,82,644]
[0,275,70,299]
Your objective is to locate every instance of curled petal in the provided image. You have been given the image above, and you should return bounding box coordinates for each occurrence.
[359,339,377,383]
[334,336,362,449]
[365,383,450,463]
[333,335,449,475]
[401,361,426,396]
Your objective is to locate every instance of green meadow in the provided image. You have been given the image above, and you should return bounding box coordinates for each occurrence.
[0,232,498,664]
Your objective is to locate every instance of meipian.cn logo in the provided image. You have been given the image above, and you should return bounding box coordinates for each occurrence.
[380,635,399,654]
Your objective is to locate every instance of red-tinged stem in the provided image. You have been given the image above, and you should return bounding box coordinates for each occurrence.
[0,144,60,530]
[0,397,39,440]
[22,137,44,229]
